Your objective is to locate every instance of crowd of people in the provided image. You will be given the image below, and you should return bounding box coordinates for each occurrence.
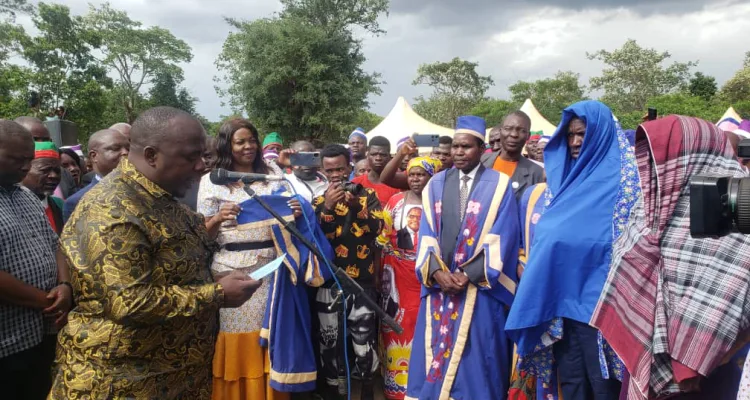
[1,100,750,400]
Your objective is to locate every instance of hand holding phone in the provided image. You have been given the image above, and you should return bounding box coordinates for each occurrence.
[290,152,321,167]
[412,133,440,148]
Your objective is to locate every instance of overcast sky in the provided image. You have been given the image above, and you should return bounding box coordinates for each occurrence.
[24,0,750,120]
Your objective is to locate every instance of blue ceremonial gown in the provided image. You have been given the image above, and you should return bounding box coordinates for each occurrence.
[405,166,520,400]
[506,101,638,383]
[236,195,333,392]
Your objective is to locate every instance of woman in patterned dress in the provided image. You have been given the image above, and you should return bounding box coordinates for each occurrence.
[198,118,300,400]
[377,156,441,400]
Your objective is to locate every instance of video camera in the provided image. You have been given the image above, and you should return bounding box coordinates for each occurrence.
[690,139,750,237]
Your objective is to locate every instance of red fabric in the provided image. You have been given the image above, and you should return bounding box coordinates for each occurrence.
[380,192,422,399]
[44,204,58,233]
[352,174,402,207]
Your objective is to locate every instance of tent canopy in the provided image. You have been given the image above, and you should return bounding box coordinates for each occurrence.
[366,97,454,150]
[520,99,558,137]
[717,106,743,124]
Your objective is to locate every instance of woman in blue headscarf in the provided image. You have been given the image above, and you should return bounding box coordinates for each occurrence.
[506,100,640,400]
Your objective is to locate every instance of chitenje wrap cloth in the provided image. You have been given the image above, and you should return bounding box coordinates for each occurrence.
[592,115,750,399]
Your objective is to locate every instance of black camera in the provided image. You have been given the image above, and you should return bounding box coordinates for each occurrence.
[690,139,750,237]
[341,182,363,193]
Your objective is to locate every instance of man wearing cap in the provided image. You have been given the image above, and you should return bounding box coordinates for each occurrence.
[21,141,65,234]
[348,127,368,164]
[482,111,545,200]
[263,131,283,153]
[406,116,520,400]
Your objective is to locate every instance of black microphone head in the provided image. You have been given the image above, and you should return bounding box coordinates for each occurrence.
[209,168,231,185]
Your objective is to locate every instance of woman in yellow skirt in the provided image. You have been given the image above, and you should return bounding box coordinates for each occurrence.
[198,118,297,400]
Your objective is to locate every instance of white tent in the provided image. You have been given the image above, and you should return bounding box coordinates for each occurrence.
[717,106,743,124]
[366,97,454,149]
[520,99,558,137]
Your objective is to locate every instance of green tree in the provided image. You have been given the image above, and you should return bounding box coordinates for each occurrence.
[351,110,383,132]
[18,3,109,112]
[412,57,493,127]
[216,16,380,142]
[147,70,196,114]
[84,3,193,123]
[468,99,518,128]
[588,39,696,114]
[508,71,587,125]
[648,93,724,122]
[1,0,34,20]
[280,0,389,35]
[0,64,32,118]
[412,94,460,127]
[720,53,750,104]
[688,72,718,101]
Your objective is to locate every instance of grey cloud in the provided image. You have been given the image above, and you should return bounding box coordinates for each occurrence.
[389,0,741,27]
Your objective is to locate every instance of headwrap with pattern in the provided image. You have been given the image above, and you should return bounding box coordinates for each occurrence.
[406,156,442,176]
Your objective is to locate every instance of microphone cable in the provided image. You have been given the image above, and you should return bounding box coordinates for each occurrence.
[283,178,352,400]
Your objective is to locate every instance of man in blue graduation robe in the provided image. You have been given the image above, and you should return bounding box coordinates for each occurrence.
[406,116,521,400]
[235,194,333,393]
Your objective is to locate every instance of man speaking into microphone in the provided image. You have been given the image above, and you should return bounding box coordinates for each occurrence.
[51,107,262,399]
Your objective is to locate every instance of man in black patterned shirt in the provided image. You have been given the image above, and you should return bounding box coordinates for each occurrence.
[312,144,384,400]
[0,120,72,400]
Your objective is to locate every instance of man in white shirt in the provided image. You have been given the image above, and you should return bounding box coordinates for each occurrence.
[284,140,328,203]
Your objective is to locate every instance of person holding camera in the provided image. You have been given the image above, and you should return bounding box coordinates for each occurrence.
[312,144,384,400]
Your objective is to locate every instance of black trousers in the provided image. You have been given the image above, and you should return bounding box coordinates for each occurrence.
[553,319,621,400]
[316,285,379,389]
[0,334,57,400]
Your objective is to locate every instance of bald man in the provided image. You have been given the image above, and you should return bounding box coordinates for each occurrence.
[63,129,129,223]
[14,116,51,142]
[110,122,131,139]
[50,107,261,399]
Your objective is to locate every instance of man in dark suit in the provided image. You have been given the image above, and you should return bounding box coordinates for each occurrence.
[63,129,129,223]
[481,111,545,200]
[396,207,422,250]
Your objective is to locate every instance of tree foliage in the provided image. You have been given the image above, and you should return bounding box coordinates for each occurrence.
[280,0,389,36]
[351,110,384,132]
[720,53,750,104]
[508,71,587,125]
[412,57,493,127]
[688,72,717,101]
[588,39,696,114]
[0,1,210,144]
[468,99,518,128]
[0,0,34,20]
[147,70,196,114]
[83,3,193,123]
[216,0,385,142]
[216,16,380,142]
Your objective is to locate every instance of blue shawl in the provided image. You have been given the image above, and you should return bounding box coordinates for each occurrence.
[506,100,639,381]
[236,194,333,392]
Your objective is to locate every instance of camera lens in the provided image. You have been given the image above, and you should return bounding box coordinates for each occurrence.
[736,178,750,234]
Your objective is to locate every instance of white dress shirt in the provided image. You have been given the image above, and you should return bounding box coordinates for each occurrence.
[284,172,329,203]
[458,163,481,189]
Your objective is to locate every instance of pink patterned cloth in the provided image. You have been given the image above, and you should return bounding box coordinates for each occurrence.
[592,116,750,399]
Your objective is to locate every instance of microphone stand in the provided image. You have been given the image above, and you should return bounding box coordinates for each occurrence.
[242,184,404,335]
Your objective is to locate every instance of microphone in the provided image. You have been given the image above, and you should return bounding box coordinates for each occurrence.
[209,168,283,185]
